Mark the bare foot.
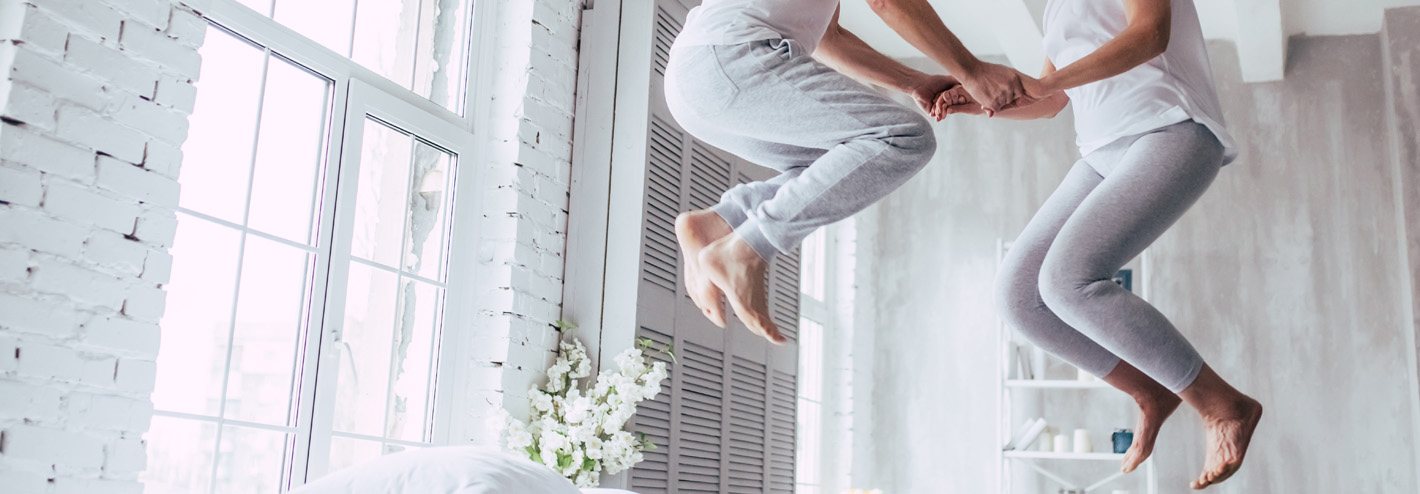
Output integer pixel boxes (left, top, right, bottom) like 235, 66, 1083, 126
1122, 391, 1181, 473
1191, 397, 1263, 489
675, 211, 732, 327
698, 234, 784, 344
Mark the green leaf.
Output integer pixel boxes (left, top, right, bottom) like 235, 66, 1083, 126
525, 446, 539, 463
663, 342, 678, 365
554, 319, 577, 331
582, 457, 599, 472
557, 452, 574, 469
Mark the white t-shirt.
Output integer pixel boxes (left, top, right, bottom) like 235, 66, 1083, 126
675, 0, 840, 55
1043, 0, 1237, 164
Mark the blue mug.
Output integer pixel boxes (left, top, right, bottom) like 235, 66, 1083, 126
1112, 429, 1134, 454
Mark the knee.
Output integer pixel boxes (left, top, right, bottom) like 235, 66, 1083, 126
1037, 255, 1107, 311
885, 113, 937, 170
994, 259, 1043, 327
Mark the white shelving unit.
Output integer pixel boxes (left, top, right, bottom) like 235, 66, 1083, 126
995, 238, 1159, 494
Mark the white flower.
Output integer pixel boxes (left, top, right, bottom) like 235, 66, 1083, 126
498, 337, 671, 487
530, 390, 554, 413
540, 429, 568, 452
505, 421, 533, 450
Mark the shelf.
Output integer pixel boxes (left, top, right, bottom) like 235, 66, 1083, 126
1004, 451, 1125, 461
1005, 379, 1111, 389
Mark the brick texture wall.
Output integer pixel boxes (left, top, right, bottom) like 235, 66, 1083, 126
1, 0, 584, 488
0, 0, 208, 491
462, 0, 583, 444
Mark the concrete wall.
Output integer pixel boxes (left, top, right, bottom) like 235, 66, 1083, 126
0, 0, 208, 491
1382, 13, 1420, 492
851, 10, 1420, 493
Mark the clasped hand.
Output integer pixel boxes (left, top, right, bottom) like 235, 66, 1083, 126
907, 64, 1056, 121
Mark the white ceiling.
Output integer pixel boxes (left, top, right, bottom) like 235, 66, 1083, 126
839, 0, 1420, 61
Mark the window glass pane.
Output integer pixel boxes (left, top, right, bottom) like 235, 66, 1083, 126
405, 142, 453, 281
352, 0, 420, 87
272, 0, 356, 56
154, 215, 242, 416
214, 426, 290, 494
334, 263, 399, 436
411, 0, 471, 111
386, 279, 443, 441
800, 229, 826, 301
179, 29, 265, 223
142, 416, 218, 494
225, 236, 312, 426
351, 120, 414, 268
267, 0, 471, 112
326, 436, 383, 473
247, 56, 331, 246
795, 399, 822, 487
798, 318, 824, 402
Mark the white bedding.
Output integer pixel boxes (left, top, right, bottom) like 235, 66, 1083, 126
290, 446, 581, 494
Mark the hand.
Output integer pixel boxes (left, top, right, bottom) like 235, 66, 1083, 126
904, 74, 961, 116
959, 62, 1025, 115
930, 86, 983, 120
999, 73, 1060, 111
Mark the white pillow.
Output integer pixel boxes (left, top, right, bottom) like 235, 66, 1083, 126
291, 446, 580, 494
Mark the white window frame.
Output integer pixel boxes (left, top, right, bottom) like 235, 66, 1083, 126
150, 0, 503, 489
796, 226, 838, 493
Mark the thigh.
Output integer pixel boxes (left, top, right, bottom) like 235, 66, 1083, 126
686, 121, 826, 173
1001, 161, 1105, 278
1047, 123, 1224, 278
702, 41, 928, 152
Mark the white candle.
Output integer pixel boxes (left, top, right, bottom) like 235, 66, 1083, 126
1053, 434, 1070, 453
1073, 429, 1092, 453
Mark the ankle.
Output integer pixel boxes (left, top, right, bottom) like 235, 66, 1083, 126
1133, 389, 1180, 409
677, 209, 732, 237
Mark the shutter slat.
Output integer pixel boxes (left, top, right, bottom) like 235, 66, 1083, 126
652, 6, 681, 76
631, 327, 675, 493
675, 341, 723, 493
642, 117, 684, 292
767, 372, 797, 492
727, 357, 767, 492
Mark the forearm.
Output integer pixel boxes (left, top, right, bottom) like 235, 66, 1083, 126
1040, 26, 1168, 92
815, 26, 927, 92
993, 93, 1069, 120
868, 0, 981, 76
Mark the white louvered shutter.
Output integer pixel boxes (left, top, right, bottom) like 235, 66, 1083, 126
629, 2, 800, 492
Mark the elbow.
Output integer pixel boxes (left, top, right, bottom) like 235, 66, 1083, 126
1143, 26, 1171, 59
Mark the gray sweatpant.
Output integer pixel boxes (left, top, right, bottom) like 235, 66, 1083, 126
996, 121, 1224, 393
665, 39, 936, 260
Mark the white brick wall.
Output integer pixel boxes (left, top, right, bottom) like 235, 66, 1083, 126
462, 0, 583, 444
0, 0, 206, 491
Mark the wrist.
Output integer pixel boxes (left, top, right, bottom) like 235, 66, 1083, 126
893, 69, 930, 93
955, 57, 984, 81
1039, 74, 1064, 94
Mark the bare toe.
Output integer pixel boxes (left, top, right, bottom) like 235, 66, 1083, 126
1193, 397, 1263, 489
675, 211, 732, 327
1122, 392, 1181, 473
699, 235, 780, 344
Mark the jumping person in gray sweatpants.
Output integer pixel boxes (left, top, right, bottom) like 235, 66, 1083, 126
668, 0, 1030, 344
937, 0, 1264, 489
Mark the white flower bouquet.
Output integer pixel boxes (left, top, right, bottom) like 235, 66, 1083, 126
501, 330, 671, 487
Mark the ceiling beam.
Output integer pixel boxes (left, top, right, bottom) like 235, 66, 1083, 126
1232, 0, 1288, 82
978, 0, 1046, 73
